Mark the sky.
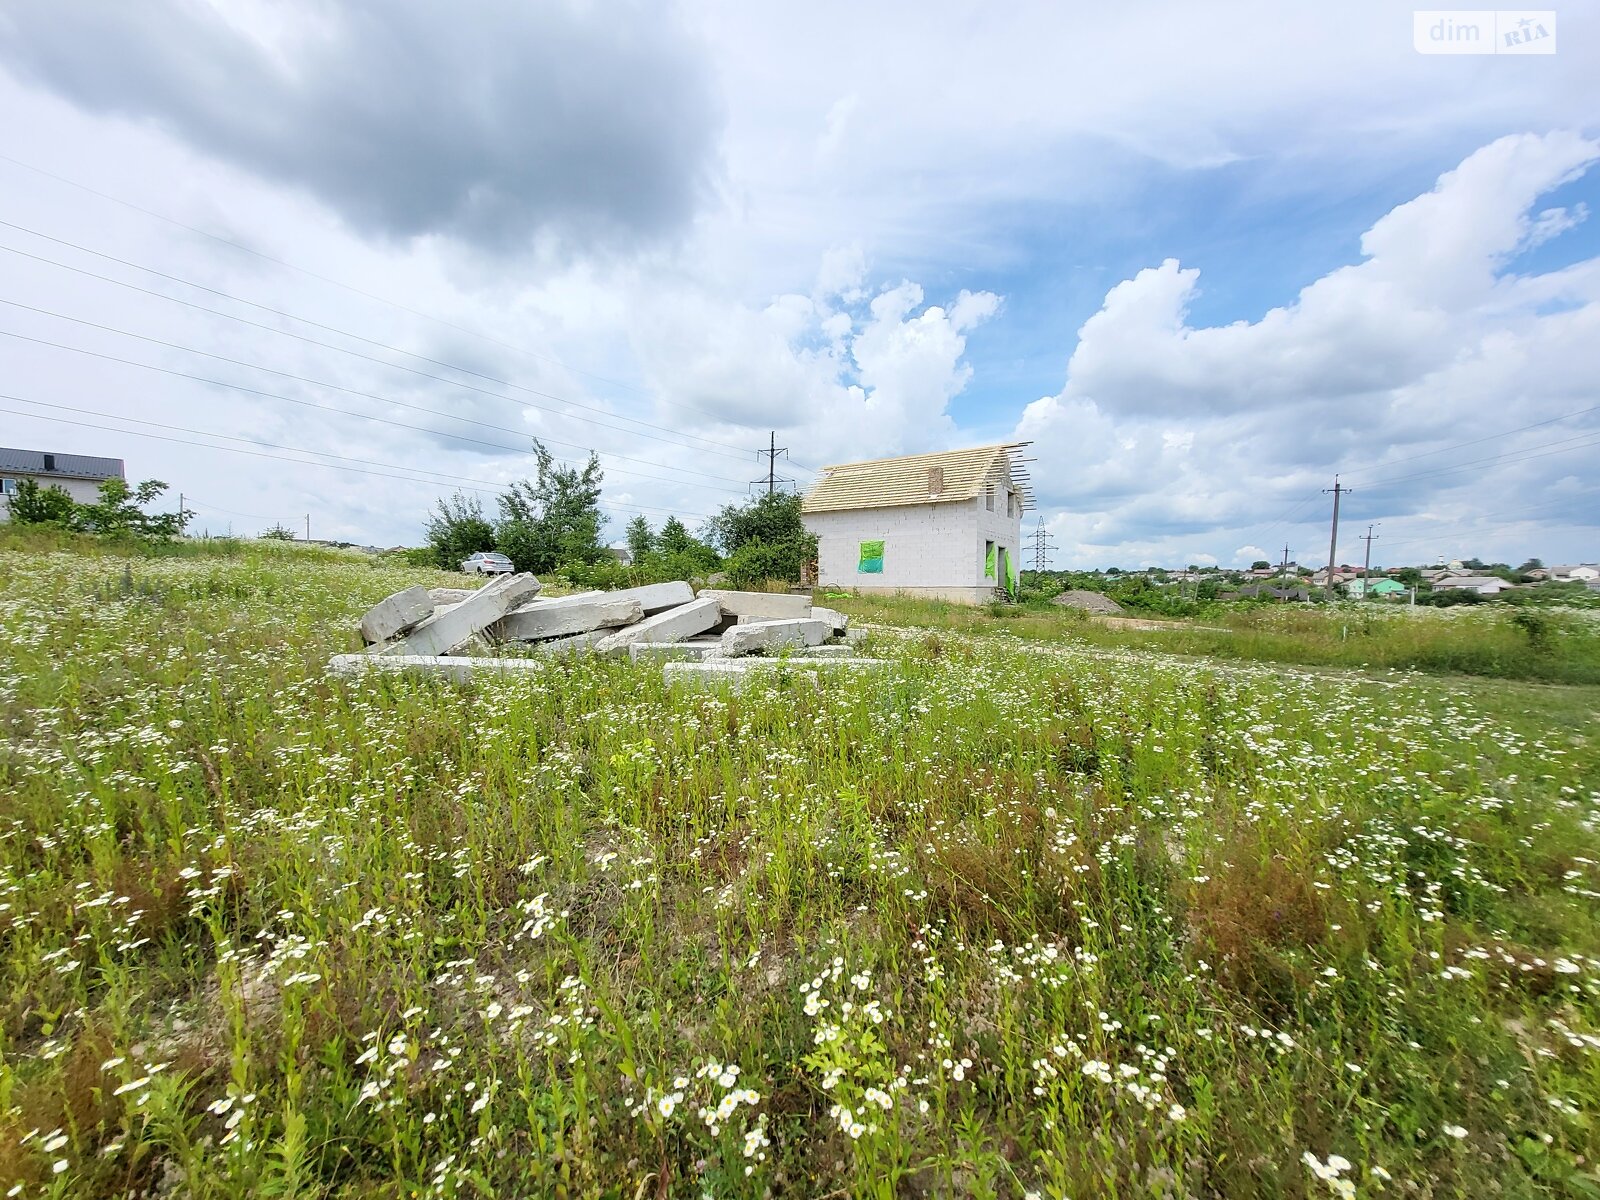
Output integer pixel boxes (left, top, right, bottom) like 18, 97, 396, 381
0, 0, 1596, 569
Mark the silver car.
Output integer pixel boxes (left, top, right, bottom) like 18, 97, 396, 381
460, 551, 515, 575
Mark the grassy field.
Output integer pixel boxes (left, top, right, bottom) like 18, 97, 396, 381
3, 542, 1600, 1198
832, 592, 1600, 686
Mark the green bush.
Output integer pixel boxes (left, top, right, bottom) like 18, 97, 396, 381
723, 535, 814, 589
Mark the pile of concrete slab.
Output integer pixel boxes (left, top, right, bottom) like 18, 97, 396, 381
329, 576, 887, 689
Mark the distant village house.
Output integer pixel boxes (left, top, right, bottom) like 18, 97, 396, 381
0, 447, 125, 521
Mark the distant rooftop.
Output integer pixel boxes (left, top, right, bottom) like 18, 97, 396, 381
0, 447, 125, 481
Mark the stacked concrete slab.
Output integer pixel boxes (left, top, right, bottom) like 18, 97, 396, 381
342, 579, 872, 684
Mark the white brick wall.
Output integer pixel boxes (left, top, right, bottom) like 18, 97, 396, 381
805, 490, 1023, 600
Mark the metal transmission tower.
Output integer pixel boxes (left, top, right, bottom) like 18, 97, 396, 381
752, 430, 793, 495
1029, 518, 1057, 572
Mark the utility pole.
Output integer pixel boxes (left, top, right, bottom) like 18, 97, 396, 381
752, 431, 792, 495
1359, 524, 1380, 599
305, 513, 311, 542
1279, 543, 1291, 601
1322, 476, 1348, 600
1029, 518, 1057, 572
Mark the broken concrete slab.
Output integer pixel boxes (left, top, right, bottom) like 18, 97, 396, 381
720, 617, 832, 657
491, 596, 643, 642
602, 581, 695, 614
700, 589, 812, 620
592, 596, 722, 657
797, 644, 859, 657
810, 606, 849, 634
427, 586, 480, 606
663, 660, 819, 692
842, 627, 867, 646
532, 631, 608, 656
330, 653, 548, 683
360, 585, 435, 644
629, 640, 724, 662
374, 573, 541, 656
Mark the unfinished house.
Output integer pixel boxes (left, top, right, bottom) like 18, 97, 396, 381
801, 444, 1033, 604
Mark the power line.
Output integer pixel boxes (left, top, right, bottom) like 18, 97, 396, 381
1341, 401, 1600, 479
1358, 428, 1600, 490
0, 395, 712, 521
0, 324, 747, 495
0, 152, 771, 436
0, 280, 760, 469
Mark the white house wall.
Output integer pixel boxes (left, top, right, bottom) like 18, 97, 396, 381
805, 495, 1023, 604
0, 474, 108, 520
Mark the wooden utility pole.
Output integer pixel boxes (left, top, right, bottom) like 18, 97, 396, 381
1322, 477, 1348, 600
1280, 543, 1291, 601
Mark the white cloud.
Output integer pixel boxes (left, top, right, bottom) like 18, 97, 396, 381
1018, 132, 1600, 566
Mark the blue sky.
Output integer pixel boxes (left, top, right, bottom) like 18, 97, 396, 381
0, 1, 1596, 567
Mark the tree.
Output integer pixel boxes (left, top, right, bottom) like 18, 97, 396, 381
494, 441, 606, 573
5, 479, 78, 526
659, 516, 694, 556
704, 491, 815, 585
706, 491, 805, 554
259, 524, 297, 541
624, 515, 656, 563
76, 478, 190, 540
424, 492, 495, 569
1250, 559, 1271, 571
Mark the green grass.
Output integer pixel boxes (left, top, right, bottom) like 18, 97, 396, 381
3, 540, 1600, 1197
829, 592, 1600, 685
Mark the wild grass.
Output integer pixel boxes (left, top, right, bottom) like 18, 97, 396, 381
831, 592, 1600, 685
2, 541, 1599, 1197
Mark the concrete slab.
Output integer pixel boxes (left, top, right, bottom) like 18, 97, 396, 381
491, 596, 643, 642
663, 660, 819, 692
628, 641, 724, 662
603, 581, 695, 614
592, 596, 722, 656
374, 573, 541, 656
700, 589, 813, 620
810, 606, 849, 634
360, 586, 435, 644
721, 618, 831, 657
427, 587, 480, 606
330, 654, 548, 683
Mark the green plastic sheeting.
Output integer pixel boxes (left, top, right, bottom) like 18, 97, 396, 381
1009, 550, 1020, 596
984, 543, 995, 578
858, 540, 884, 574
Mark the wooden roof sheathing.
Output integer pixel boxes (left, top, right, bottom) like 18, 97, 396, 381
802, 443, 1033, 514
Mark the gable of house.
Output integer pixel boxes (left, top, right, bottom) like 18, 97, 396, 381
802, 443, 1033, 515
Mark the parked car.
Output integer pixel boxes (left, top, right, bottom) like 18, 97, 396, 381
460, 551, 515, 575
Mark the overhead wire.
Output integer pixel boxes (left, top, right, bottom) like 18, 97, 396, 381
0, 233, 771, 463
0, 322, 747, 495
1, 396, 713, 521
0, 151, 769, 433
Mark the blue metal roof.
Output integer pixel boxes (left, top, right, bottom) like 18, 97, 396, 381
0, 447, 125, 480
